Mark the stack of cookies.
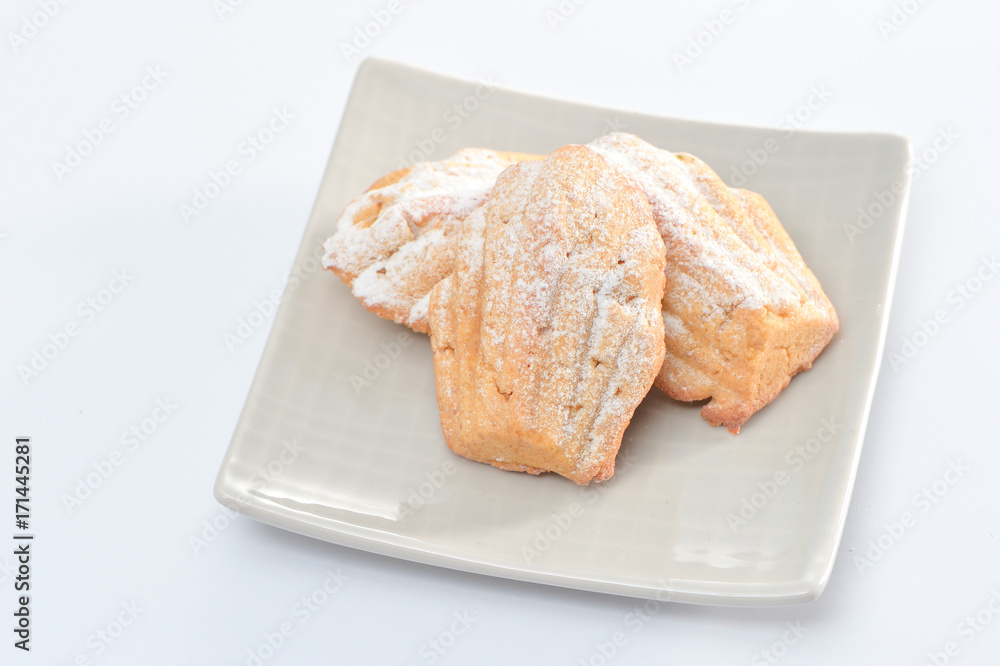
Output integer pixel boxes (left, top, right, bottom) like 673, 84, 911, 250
323, 133, 838, 485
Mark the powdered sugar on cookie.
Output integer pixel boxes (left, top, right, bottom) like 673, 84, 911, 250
323, 148, 538, 333
428, 145, 665, 484
588, 132, 838, 433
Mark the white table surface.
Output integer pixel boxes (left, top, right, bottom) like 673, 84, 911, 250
3, 1, 998, 664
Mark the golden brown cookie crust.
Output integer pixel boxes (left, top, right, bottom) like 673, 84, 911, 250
322, 149, 540, 333
429, 145, 665, 484
589, 133, 838, 433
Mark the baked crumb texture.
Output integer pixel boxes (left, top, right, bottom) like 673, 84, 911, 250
322, 149, 539, 333
589, 133, 839, 433
428, 145, 666, 484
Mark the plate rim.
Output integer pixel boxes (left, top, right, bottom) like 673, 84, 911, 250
214, 55, 912, 607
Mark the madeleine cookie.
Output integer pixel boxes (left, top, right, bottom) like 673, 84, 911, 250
322, 148, 539, 333
589, 133, 838, 433
428, 145, 665, 484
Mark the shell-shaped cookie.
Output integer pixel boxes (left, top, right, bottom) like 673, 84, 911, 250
588, 132, 839, 433
429, 145, 665, 484
322, 148, 537, 333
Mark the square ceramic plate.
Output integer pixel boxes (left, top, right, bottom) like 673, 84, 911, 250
214, 57, 910, 606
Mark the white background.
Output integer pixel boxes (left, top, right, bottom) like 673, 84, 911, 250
2, 1, 999, 664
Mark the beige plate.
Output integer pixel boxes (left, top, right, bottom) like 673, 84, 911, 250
214, 57, 910, 606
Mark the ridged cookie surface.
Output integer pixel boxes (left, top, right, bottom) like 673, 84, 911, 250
322, 148, 537, 333
589, 133, 838, 433
428, 145, 665, 484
